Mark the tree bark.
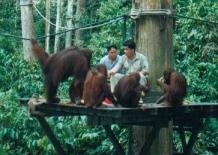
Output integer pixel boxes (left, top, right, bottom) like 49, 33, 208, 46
65, 0, 74, 48
132, 0, 173, 154
45, 0, 50, 53
54, 0, 62, 53
75, 0, 85, 46
20, 0, 35, 60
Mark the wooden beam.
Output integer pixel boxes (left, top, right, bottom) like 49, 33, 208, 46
27, 99, 218, 155
36, 116, 67, 155
20, 0, 35, 60
178, 125, 187, 151
29, 100, 218, 120
139, 124, 161, 155
133, 0, 173, 153
183, 120, 202, 155
103, 125, 125, 155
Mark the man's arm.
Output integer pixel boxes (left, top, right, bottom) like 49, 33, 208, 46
108, 56, 124, 75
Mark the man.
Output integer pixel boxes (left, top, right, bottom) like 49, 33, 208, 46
108, 39, 149, 92
100, 44, 122, 72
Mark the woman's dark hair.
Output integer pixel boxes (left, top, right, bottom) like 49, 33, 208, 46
123, 39, 136, 50
107, 44, 117, 52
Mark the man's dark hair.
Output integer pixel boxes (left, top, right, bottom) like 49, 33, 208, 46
123, 39, 136, 50
107, 44, 117, 52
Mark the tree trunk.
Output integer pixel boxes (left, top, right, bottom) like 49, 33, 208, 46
54, 0, 62, 53
45, 0, 50, 53
132, 0, 173, 154
75, 0, 85, 46
65, 0, 74, 48
20, 0, 35, 60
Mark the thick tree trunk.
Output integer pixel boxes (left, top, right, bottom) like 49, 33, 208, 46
20, 0, 35, 60
132, 0, 173, 154
54, 0, 62, 53
65, 0, 74, 48
45, 0, 50, 53
75, 0, 85, 46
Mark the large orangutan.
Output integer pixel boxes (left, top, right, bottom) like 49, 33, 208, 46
83, 64, 116, 107
114, 73, 147, 108
156, 68, 187, 106
31, 39, 92, 104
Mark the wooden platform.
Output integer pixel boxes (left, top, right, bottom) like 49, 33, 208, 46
27, 93, 218, 155
29, 100, 218, 125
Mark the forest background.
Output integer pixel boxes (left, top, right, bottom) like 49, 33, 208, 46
0, 0, 217, 154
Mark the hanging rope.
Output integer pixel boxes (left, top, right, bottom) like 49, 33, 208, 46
0, 5, 217, 41
129, 8, 218, 25
0, 15, 125, 40
172, 14, 218, 25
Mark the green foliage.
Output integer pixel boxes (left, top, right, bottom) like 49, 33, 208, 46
173, 119, 218, 154
0, 0, 21, 52
0, 90, 41, 154
0, 49, 43, 98
0, 90, 127, 154
0, 0, 217, 154
174, 0, 218, 102
83, 0, 132, 65
172, 0, 218, 153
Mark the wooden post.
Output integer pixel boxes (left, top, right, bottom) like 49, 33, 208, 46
20, 0, 35, 60
122, 16, 127, 44
54, 0, 62, 53
75, 0, 85, 46
132, 0, 173, 154
65, 0, 74, 48
135, 0, 173, 89
45, 0, 50, 53
36, 116, 67, 155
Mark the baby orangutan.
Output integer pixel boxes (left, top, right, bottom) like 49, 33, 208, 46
156, 68, 187, 106
83, 64, 116, 107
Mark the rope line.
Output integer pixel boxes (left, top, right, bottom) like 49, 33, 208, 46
0, 15, 124, 40
33, 4, 57, 27
33, 4, 70, 29
0, 10, 217, 41
0, 32, 31, 40
171, 14, 218, 25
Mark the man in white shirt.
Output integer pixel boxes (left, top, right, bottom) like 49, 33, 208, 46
108, 39, 149, 92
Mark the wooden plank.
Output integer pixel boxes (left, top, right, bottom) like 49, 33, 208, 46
139, 124, 162, 155
20, 0, 35, 60
36, 116, 67, 155
29, 102, 218, 119
103, 125, 125, 155
28, 95, 218, 123
183, 120, 202, 155
178, 125, 187, 152
27, 97, 218, 155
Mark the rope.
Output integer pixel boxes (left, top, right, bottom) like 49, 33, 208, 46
172, 14, 218, 25
0, 6, 217, 41
129, 8, 218, 25
0, 15, 124, 40
37, 16, 124, 39
33, 4, 70, 29
0, 32, 31, 40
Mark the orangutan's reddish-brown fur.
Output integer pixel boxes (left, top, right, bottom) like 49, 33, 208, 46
114, 73, 146, 108
83, 64, 115, 107
31, 39, 92, 103
156, 68, 187, 106
96, 64, 108, 78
